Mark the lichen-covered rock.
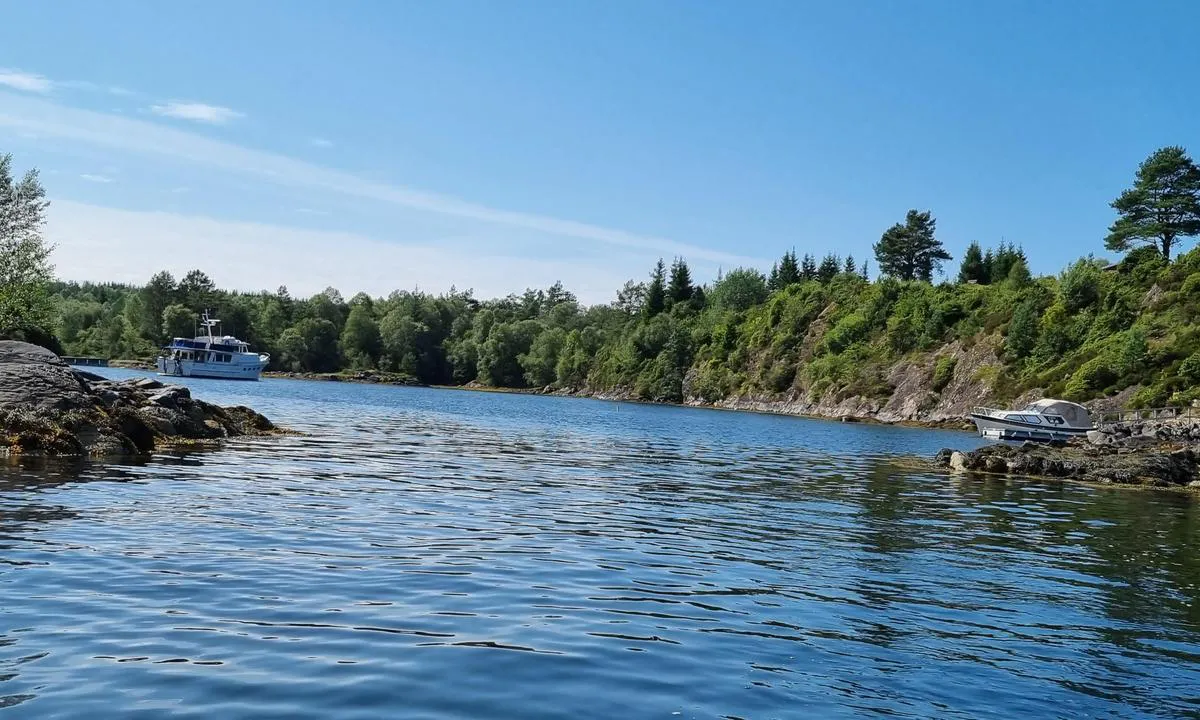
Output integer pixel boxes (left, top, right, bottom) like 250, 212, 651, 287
0, 341, 282, 458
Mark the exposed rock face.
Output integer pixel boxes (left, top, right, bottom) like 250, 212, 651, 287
935, 430, 1200, 488
696, 337, 1004, 427
0, 341, 281, 458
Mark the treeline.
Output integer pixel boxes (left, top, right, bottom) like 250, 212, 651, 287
9, 145, 1200, 409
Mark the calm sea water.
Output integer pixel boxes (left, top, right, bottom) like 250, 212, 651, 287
1, 370, 1198, 719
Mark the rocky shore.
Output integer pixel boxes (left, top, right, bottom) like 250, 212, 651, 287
936, 419, 1200, 488
0, 341, 283, 458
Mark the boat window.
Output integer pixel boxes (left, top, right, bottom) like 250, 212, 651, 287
1023, 415, 1042, 424
1044, 415, 1065, 425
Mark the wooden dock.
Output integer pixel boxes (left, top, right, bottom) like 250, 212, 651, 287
62, 356, 109, 367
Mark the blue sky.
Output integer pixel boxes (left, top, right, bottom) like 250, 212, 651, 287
1, 1, 1197, 302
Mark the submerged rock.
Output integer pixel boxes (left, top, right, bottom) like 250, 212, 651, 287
0, 341, 282, 458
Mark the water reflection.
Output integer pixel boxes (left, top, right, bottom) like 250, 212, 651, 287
0, 372, 1197, 718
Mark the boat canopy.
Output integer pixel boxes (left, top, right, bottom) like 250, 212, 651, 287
1023, 399, 1091, 428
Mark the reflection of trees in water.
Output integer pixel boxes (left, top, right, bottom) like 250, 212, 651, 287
849, 457, 1200, 638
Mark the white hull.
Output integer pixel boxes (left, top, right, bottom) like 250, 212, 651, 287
157, 356, 265, 380
970, 415, 1087, 441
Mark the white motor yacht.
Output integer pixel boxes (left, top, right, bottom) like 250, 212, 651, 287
969, 399, 1095, 441
156, 311, 270, 380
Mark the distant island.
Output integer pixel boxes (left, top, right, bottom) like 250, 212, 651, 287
4, 146, 1200, 425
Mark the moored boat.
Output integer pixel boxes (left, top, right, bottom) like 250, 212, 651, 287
969, 399, 1095, 441
156, 311, 269, 380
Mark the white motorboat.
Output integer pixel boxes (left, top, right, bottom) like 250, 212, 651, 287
969, 399, 1095, 441
156, 311, 269, 380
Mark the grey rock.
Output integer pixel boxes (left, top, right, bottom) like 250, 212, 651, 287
949, 451, 968, 471
0, 341, 90, 411
148, 386, 191, 408
1087, 430, 1113, 446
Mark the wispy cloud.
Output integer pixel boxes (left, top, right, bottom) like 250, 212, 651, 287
0, 68, 52, 93
79, 173, 114, 183
150, 101, 243, 125
295, 207, 330, 216
309, 137, 334, 148
46, 201, 638, 303
0, 92, 763, 273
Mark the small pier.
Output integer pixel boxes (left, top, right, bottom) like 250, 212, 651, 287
62, 356, 109, 368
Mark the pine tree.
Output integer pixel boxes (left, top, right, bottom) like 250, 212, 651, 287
1106, 145, 1200, 260
958, 241, 988, 284
778, 250, 801, 286
860, 259, 869, 281
817, 254, 841, 283
667, 257, 694, 305
767, 262, 780, 292
873, 210, 952, 282
801, 254, 817, 281
644, 259, 666, 318
844, 255, 856, 275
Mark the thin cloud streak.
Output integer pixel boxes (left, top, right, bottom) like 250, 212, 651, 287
0, 92, 760, 267
79, 173, 114, 183
0, 69, 52, 93
46, 200, 635, 304
150, 101, 243, 124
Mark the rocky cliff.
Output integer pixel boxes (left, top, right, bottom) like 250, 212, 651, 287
687, 336, 1008, 427
0, 341, 281, 457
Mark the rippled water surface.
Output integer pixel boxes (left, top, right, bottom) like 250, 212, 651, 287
3, 370, 1199, 718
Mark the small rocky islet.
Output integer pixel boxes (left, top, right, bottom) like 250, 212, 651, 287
936, 419, 1200, 488
0, 340, 282, 458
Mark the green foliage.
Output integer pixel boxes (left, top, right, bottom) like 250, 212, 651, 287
817, 254, 840, 283
958, 242, 988, 284
1006, 299, 1040, 359
1059, 259, 1102, 312
709, 268, 768, 312
520, 326, 565, 387
644, 259, 666, 318
989, 243, 1027, 285
1065, 356, 1118, 400
0, 153, 53, 332
340, 305, 382, 369
873, 210, 952, 282
161, 304, 195, 340
667, 258, 694, 305
279, 318, 340, 372
931, 355, 957, 392
1179, 350, 1200, 384
1106, 145, 1200, 260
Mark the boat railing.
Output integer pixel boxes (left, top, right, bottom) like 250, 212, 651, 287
970, 406, 1006, 418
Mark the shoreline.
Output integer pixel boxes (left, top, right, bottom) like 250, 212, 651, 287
101, 361, 977, 431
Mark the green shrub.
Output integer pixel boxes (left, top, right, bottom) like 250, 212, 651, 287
1179, 350, 1200, 384
931, 355, 957, 392
1065, 355, 1118, 400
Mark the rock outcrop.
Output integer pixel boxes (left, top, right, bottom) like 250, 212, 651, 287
935, 422, 1200, 488
0, 341, 281, 457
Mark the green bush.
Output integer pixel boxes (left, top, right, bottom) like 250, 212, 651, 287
1065, 355, 1118, 400
931, 355, 957, 392
1180, 272, 1200, 297
1179, 350, 1200, 384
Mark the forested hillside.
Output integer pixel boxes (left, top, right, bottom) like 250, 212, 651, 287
7, 145, 1200, 420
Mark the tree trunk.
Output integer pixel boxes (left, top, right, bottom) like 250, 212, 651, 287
1161, 234, 1174, 261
